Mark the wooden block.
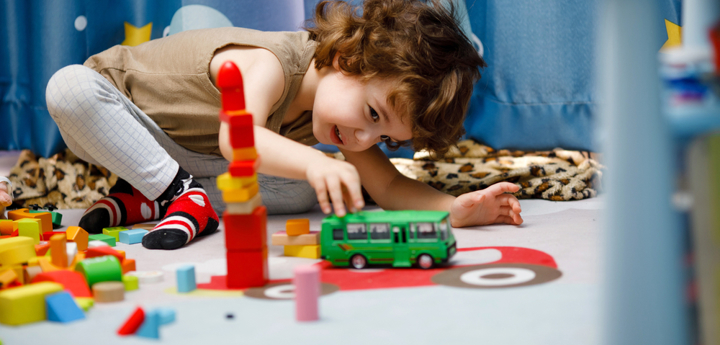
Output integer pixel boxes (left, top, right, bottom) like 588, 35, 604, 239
226, 247, 268, 289
223, 206, 267, 251
131, 224, 156, 231
217, 172, 257, 191
0, 281, 63, 326
271, 231, 320, 246
34, 242, 50, 256
45, 291, 85, 323
32, 270, 92, 298
102, 226, 128, 240
294, 265, 320, 322
0, 268, 18, 287
0, 219, 17, 235
74, 297, 94, 311
42, 230, 65, 241
222, 183, 259, 203
116, 250, 126, 260
0, 237, 36, 267
89, 233, 116, 247
286, 218, 310, 236
176, 265, 196, 293
50, 233, 68, 268
8, 208, 52, 233
121, 258, 136, 274
232, 147, 258, 161
217, 61, 247, 111
228, 160, 256, 177
66, 226, 89, 251
117, 306, 145, 336
85, 246, 123, 262
74, 255, 122, 287
92, 281, 124, 303
136, 309, 160, 339
29, 210, 62, 228
283, 245, 321, 259
23, 265, 43, 283
17, 218, 41, 244
225, 193, 263, 215
119, 229, 148, 244
122, 274, 139, 291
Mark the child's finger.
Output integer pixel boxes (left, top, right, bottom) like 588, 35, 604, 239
340, 172, 364, 209
497, 194, 522, 213
487, 182, 520, 196
314, 182, 332, 214
495, 215, 515, 225
326, 177, 346, 217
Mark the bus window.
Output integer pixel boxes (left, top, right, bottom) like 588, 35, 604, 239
408, 223, 416, 242
347, 223, 368, 241
332, 228, 344, 241
439, 219, 449, 241
369, 223, 390, 240
416, 222, 437, 240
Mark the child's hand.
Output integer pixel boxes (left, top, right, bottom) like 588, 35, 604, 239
306, 156, 365, 217
449, 182, 523, 228
0, 182, 11, 207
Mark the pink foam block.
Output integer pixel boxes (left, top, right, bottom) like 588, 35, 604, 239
294, 265, 320, 322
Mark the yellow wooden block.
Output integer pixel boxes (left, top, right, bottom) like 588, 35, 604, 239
232, 147, 258, 161
102, 227, 128, 241
0, 268, 18, 286
66, 226, 89, 251
283, 245, 320, 259
286, 218, 310, 236
271, 232, 319, 246
0, 281, 63, 325
222, 183, 259, 203
0, 237, 36, 267
8, 208, 52, 234
217, 172, 257, 191
17, 218, 41, 244
74, 297, 94, 311
225, 193, 263, 215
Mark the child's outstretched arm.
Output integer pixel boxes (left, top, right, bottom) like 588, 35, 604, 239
342, 146, 523, 228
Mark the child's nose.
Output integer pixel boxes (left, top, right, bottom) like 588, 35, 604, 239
353, 128, 377, 147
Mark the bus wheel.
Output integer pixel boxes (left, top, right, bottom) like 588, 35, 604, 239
417, 254, 434, 269
350, 254, 367, 269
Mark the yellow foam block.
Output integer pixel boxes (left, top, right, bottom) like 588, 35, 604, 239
102, 227, 128, 241
232, 147, 258, 161
283, 245, 320, 259
17, 218, 41, 244
0, 237, 36, 267
217, 172, 258, 191
271, 232, 319, 246
0, 269, 18, 286
286, 218, 310, 236
74, 297, 94, 311
222, 183, 259, 203
225, 193, 263, 215
0, 281, 63, 326
66, 226, 89, 251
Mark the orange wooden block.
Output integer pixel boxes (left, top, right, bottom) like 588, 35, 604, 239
232, 147, 258, 161
0, 269, 18, 287
286, 219, 310, 236
66, 226, 89, 251
121, 259, 136, 274
50, 233, 68, 268
116, 250, 126, 260
7, 208, 52, 233
222, 183, 259, 203
34, 243, 50, 256
0, 219, 17, 235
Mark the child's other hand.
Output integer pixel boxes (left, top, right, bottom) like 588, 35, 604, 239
306, 156, 364, 217
0, 182, 11, 207
449, 182, 523, 228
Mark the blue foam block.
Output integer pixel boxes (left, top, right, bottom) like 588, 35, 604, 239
118, 229, 148, 245
157, 307, 176, 325
176, 265, 196, 293
136, 310, 160, 339
46, 291, 85, 323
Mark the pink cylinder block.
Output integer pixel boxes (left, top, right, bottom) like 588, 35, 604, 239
294, 265, 320, 322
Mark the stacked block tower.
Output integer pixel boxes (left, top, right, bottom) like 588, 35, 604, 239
215, 61, 268, 289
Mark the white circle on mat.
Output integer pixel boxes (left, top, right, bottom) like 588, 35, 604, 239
127, 271, 164, 284
264, 284, 295, 299
189, 194, 205, 207
74, 16, 87, 31
459, 267, 536, 286
141, 203, 152, 220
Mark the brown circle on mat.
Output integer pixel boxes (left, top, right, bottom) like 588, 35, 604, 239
93, 281, 125, 302
244, 282, 340, 300
431, 263, 562, 289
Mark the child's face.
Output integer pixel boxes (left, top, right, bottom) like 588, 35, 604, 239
312, 70, 413, 152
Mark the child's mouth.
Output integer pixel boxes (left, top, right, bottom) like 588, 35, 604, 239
332, 125, 344, 145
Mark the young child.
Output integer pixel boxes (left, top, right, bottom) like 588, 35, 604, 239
0, 177, 11, 219
45, 0, 523, 250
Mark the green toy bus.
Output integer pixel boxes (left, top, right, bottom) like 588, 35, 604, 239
320, 210, 457, 269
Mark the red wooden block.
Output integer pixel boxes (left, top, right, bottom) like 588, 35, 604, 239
85, 246, 124, 262
226, 247, 268, 289
228, 160, 255, 177
42, 231, 66, 241
223, 206, 266, 251
217, 61, 246, 112
219, 111, 252, 126
228, 125, 255, 149
31, 270, 92, 298
117, 307, 145, 336
11, 229, 18, 237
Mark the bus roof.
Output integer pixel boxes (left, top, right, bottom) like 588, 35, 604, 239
322, 210, 450, 224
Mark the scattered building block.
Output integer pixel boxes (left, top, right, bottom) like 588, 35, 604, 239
223, 206, 267, 251
7, 266, 24, 284
271, 231, 320, 246
283, 245, 321, 259
34, 242, 50, 256
217, 59, 247, 111
228, 160, 255, 177
29, 210, 62, 229
92, 281, 125, 303
157, 308, 176, 325
115, 250, 126, 260
32, 270, 92, 298
74, 255, 122, 287
232, 146, 258, 161
46, 291, 85, 323
125, 271, 163, 284
131, 223, 156, 230
0, 219, 17, 236
121, 258, 136, 274
85, 246, 123, 262
74, 297, 94, 311
88, 233, 116, 247
37, 257, 61, 273
0, 237, 36, 267
221, 183, 259, 203
102, 226, 128, 241
0, 269, 18, 288
66, 242, 78, 267
119, 229, 148, 244
17, 218, 41, 244
117, 307, 145, 336
50, 233, 68, 267
66, 226, 89, 251
224, 192, 263, 215
122, 274, 139, 291
286, 219, 310, 236
23, 265, 42, 283
294, 265, 320, 322
88, 240, 110, 249
176, 265, 196, 293
42, 231, 65, 241
217, 172, 257, 190
136, 309, 160, 339
226, 247, 268, 289
8, 208, 52, 233
0, 281, 63, 326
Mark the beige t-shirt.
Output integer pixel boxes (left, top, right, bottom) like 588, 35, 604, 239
84, 27, 319, 157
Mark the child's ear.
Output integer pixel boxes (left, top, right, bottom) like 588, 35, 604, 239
332, 52, 342, 71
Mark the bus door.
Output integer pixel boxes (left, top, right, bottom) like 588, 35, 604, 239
392, 225, 411, 267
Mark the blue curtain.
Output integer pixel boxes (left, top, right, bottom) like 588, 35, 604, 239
1, 0, 683, 157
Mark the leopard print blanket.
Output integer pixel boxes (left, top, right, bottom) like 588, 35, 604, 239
6, 140, 602, 209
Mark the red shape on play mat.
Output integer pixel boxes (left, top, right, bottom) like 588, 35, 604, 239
117, 306, 145, 336
31, 270, 92, 297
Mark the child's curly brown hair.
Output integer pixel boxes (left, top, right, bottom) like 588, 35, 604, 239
306, 0, 487, 156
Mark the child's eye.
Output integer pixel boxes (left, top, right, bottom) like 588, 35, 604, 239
370, 107, 380, 122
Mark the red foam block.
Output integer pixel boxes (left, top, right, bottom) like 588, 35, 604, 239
85, 246, 124, 262
31, 270, 92, 298
117, 306, 145, 336
228, 160, 255, 177
226, 247, 268, 289
223, 206, 266, 251
217, 61, 246, 111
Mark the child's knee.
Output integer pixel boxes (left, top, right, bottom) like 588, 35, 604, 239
46, 65, 103, 123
